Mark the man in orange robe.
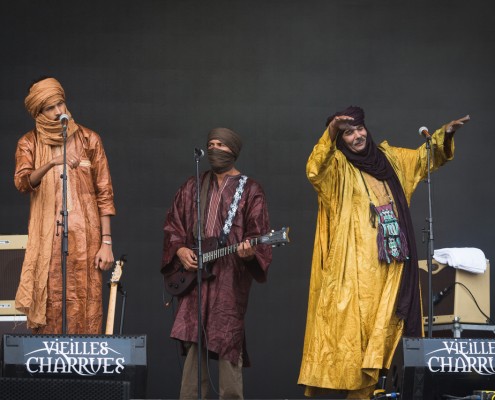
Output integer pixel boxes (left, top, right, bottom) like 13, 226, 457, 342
14, 77, 116, 334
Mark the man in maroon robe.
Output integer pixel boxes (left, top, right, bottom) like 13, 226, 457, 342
161, 127, 272, 399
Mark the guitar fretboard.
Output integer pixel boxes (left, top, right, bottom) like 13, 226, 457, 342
203, 237, 259, 263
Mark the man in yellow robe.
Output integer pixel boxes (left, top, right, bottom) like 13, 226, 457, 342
298, 106, 469, 398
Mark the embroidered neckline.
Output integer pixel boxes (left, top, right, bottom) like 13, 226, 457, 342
358, 170, 409, 264
359, 170, 392, 205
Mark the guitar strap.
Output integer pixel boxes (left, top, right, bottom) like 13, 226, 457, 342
218, 175, 248, 246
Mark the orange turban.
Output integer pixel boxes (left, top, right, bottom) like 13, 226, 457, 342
24, 78, 66, 118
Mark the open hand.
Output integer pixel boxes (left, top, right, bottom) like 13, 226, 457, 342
446, 115, 470, 133
328, 115, 355, 139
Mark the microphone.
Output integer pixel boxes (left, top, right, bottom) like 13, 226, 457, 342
59, 114, 69, 127
194, 148, 205, 158
418, 126, 431, 138
432, 285, 454, 306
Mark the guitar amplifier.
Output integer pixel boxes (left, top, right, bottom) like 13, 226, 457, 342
387, 337, 495, 399
0, 235, 28, 316
419, 259, 491, 325
1, 334, 147, 399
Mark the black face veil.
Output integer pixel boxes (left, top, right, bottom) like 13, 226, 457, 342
207, 127, 243, 174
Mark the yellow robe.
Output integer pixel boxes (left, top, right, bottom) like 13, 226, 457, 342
298, 126, 454, 394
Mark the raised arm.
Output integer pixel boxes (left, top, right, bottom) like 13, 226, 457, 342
443, 114, 470, 158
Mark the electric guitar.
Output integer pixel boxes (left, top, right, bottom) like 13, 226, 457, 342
163, 227, 289, 297
105, 256, 125, 335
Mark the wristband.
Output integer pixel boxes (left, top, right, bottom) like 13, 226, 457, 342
102, 240, 112, 245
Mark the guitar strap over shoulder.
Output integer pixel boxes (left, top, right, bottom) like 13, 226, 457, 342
218, 175, 248, 246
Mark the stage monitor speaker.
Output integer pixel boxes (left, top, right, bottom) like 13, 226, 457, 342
419, 259, 491, 324
387, 337, 495, 400
1, 334, 147, 399
0, 376, 130, 400
0, 235, 27, 316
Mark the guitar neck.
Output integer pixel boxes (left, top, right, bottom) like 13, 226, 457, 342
203, 237, 259, 263
105, 284, 118, 335
105, 258, 125, 335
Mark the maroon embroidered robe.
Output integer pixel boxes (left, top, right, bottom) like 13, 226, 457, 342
161, 172, 272, 365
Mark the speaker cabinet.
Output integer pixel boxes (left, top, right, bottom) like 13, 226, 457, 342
1, 334, 147, 399
387, 337, 495, 400
419, 259, 491, 324
0, 235, 27, 316
0, 376, 130, 400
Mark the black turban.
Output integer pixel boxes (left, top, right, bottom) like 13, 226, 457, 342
326, 105, 365, 128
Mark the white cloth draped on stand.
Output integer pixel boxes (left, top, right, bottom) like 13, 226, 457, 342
433, 247, 487, 274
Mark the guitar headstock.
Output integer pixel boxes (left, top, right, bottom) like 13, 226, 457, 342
260, 227, 290, 247
110, 255, 126, 284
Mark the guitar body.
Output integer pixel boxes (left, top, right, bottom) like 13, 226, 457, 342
163, 237, 218, 297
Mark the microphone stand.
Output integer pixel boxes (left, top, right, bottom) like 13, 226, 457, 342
422, 134, 435, 338
57, 120, 69, 334
118, 285, 127, 335
194, 149, 205, 399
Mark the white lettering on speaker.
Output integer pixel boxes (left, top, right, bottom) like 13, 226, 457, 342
23, 338, 126, 376
426, 340, 495, 375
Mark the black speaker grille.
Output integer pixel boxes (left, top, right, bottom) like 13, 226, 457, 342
0, 377, 130, 400
0, 249, 25, 300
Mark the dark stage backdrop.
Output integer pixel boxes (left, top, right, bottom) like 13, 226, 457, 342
1, 1, 494, 398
